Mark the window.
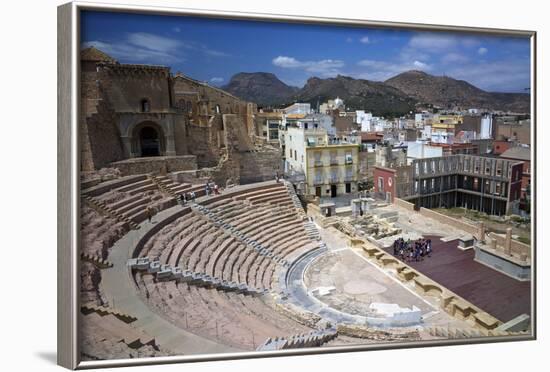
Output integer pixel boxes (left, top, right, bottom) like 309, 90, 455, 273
378, 177, 384, 193
176, 99, 186, 113
345, 152, 353, 164
485, 161, 491, 175
473, 177, 479, 190
140, 98, 150, 113
345, 167, 353, 181
314, 169, 323, 185
314, 152, 322, 166
294, 150, 297, 161
330, 151, 337, 165
330, 169, 339, 184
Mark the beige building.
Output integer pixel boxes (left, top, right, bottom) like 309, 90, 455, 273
255, 111, 283, 144
284, 126, 359, 197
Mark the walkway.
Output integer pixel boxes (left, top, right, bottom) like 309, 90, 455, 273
383, 235, 531, 322
101, 204, 243, 355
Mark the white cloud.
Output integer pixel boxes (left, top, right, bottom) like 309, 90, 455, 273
413, 60, 429, 68
127, 32, 183, 53
172, 26, 181, 33
272, 55, 344, 77
478, 47, 488, 55
82, 32, 229, 65
441, 52, 469, 64
345, 37, 353, 43
408, 33, 480, 52
359, 36, 370, 44
82, 40, 182, 64
210, 77, 224, 84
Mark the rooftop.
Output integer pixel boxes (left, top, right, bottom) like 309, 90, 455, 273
500, 146, 531, 161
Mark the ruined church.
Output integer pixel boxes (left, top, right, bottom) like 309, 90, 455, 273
79, 46, 281, 184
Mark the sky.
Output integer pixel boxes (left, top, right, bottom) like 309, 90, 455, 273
81, 11, 531, 93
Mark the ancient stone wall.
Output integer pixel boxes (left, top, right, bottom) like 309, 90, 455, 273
488, 232, 531, 258
110, 155, 197, 176
238, 150, 282, 184
187, 123, 221, 167
172, 115, 189, 155
80, 66, 125, 171
100, 64, 172, 112
394, 198, 415, 211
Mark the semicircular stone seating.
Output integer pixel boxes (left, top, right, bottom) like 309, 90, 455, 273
132, 181, 324, 350
79, 174, 209, 357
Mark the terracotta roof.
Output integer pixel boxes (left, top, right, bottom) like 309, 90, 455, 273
81, 46, 117, 63
500, 146, 531, 161
360, 132, 384, 141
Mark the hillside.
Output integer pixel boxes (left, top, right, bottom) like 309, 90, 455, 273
385, 70, 530, 113
223, 70, 530, 114
222, 72, 298, 106
294, 75, 416, 116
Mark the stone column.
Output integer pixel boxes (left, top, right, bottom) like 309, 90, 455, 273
491, 238, 497, 251
351, 199, 360, 217
120, 136, 134, 158
165, 135, 177, 156
505, 227, 512, 256
478, 222, 486, 243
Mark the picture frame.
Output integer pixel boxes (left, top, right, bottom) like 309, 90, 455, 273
57, 1, 536, 369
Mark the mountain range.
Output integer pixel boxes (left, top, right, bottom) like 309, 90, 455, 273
222, 70, 530, 115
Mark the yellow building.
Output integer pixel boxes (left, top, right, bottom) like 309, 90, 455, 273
284, 126, 359, 197
431, 114, 463, 132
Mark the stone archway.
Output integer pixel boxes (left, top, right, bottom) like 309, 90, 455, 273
131, 121, 166, 157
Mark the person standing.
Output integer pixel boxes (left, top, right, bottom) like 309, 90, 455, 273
146, 206, 153, 223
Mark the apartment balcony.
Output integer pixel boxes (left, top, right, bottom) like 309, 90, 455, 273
344, 175, 355, 182
329, 177, 339, 184
330, 159, 339, 166
313, 178, 324, 185
313, 160, 324, 167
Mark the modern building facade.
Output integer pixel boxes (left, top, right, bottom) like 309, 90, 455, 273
374, 154, 523, 215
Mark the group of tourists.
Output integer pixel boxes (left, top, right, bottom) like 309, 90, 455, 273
175, 180, 221, 206
204, 181, 219, 196
392, 237, 433, 262
177, 191, 196, 206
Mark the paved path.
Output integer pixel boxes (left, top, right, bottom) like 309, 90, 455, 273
101, 205, 243, 355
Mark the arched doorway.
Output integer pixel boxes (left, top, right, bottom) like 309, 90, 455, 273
130, 121, 166, 157
139, 126, 160, 156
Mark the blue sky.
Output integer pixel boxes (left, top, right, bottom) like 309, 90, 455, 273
81, 11, 531, 93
